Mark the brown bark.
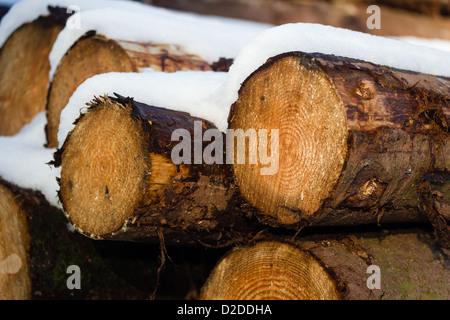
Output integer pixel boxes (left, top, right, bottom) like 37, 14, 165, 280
0, 7, 69, 136
228, 51, 450, 247
52, 94, 262, 244
45, 32, 215, 148
201, 228, 450, 300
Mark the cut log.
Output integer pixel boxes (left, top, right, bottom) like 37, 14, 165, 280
0, 7, 69, 136
45, 32, 214, 148
228, 51, 450, 247
0, 183, 31, 300
52, 95, 261, 243
200, 240, 341, 300
200, 229, 450, 300
0, 178, 179, 299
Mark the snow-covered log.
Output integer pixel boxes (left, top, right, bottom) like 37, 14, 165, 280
0, 6, 68, 136
0, 181, 31, 299
45, 35, 214, 148
39, 1, 269, 148
52, 94, 263, 243
228, 51, 450, 247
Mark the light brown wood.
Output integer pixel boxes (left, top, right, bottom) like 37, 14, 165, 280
201, 229, 450, 300
0, 184, 31, 300
228, 51, 450, 247
200, 240, 342, 300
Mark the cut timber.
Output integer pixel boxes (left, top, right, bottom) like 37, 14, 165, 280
200, 241, 341, 300
0, 179, 172, 299
0, 183, 30, 300
201, 229, 450, 300
0, 8, 68, 136
228, 51, 450, 247
45, 33, 213, 148
53, 95, 261, 243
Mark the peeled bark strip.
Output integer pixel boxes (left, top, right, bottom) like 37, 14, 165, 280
228, 51, 450, 246
45, 33, 213, 148
53, 95, 260, 244
0, 7, 68, 136
201, 229, 450, 300
0, 183, 30, 300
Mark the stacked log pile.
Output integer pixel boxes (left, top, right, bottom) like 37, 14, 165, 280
0, 1, 449, 300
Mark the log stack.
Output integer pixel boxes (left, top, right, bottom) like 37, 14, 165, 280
1, 1, 449, 301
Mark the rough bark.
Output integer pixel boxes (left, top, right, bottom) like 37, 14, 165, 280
0, 7, 69, 136
52, 94, 262, 244
201, 228, 450, 300
228, 51, 450, 247
45, 32, 215, 148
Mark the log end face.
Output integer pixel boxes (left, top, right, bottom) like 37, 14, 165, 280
46, 35, 135, 148
200, 241, 342, 300
0, 185, 31, 300
0, 18, 62, 136
59, 97, 149, 237
229, 53, 348, 226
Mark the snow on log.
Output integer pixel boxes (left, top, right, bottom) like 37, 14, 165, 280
0, 6, 68, 136
45, 34, 213, 148
200, 229, 450, 300
52, 95, 263, 243
228, 51, 450, 247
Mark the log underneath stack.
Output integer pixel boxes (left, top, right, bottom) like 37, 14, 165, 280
0, 183, 30, 300
53, 95, 261, 244
45, 33, 214, 148
0, 8, 68, 136
228, 51, 450, 247
201, 229, 450, 300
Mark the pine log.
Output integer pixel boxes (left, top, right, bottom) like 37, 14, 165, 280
45, 32, 215, 148
0, 7, 69, 136
0, 183, 31, 300
228, 51, 450, 247
52, 95, 261, 243
0, 178, 183, 299
200, 229, 450, 300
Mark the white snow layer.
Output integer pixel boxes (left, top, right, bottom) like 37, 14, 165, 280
0, 0, 271, 80
57, 24, 450, 144
397, 36, 450, 53
48, 4, 271, 80
0, 113, 61, 208
58, 70, 229, 148
1, 1, 450, 207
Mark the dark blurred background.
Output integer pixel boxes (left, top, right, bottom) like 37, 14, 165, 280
139, 0, 450, 40
1, 0, 449, 39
